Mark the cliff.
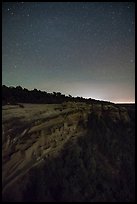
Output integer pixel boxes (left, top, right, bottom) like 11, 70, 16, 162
2, 102, 135, 202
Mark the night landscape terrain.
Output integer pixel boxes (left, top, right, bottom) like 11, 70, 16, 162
2, 2, 135, 202
2, 86, 135, 202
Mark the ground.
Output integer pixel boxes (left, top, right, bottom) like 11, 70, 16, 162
2, 102, 135, 202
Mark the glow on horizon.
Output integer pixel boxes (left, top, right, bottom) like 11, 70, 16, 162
113, 101, 135, 104
81, 97, 135, 104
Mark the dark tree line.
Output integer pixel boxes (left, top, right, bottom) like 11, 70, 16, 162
2, 85, 113, 105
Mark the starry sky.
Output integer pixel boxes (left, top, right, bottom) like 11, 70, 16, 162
2, 2, 135, 103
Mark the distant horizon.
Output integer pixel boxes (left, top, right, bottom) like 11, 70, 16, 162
2, 84, 135, 104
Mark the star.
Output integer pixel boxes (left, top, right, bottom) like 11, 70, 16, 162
128, 29, 131, 33
130, 59, 134, 63
94, 33, 97, 36
27, 14, 30, 17
54, 17, 58, 21
38, 39, 41, 42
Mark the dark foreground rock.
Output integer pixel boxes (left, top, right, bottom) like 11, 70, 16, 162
2, 103, 135, 202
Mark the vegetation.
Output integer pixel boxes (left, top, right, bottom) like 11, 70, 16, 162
2, 85, 113, 105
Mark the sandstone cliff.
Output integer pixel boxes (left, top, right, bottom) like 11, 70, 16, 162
2, 102, 135, 202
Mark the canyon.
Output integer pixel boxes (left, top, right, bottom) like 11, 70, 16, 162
2, 102, 135, 202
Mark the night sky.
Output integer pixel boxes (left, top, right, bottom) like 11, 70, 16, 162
2, 2, 135, 103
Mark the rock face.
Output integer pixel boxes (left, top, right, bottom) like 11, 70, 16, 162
2, 102, 135, 202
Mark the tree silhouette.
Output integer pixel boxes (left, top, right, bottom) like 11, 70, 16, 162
2, 85, 114, 105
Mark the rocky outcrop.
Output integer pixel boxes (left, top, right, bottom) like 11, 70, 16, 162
2, 102, 135, 202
